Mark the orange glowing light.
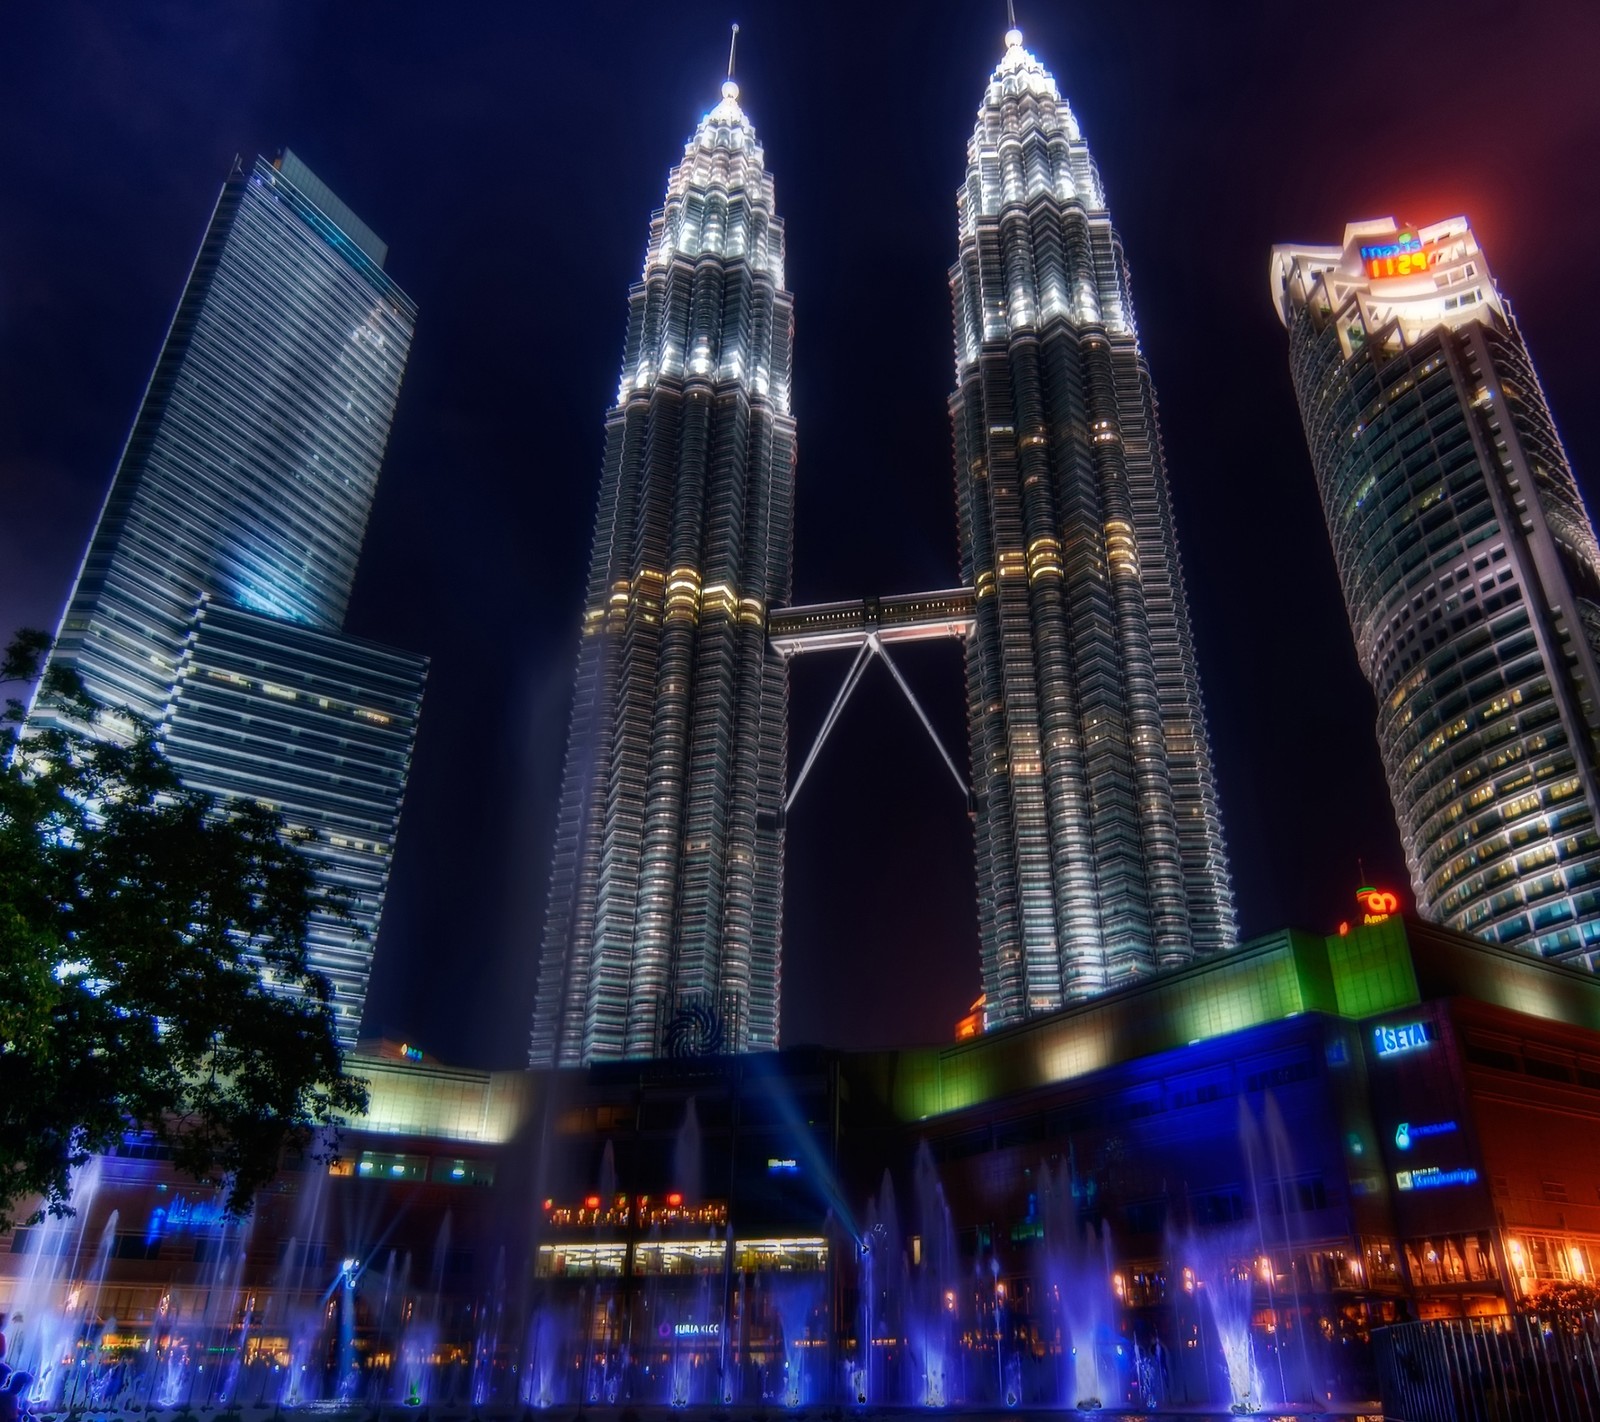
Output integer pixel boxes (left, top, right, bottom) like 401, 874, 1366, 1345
1360, 234, 1439, 281
583, 1195, 601, 1210
542, 1198, 554, 1211
667, 1192, 683, 1208
954, 992, 986, 1041
1364, 251, 1432, 280
1356, 885, 1400, 926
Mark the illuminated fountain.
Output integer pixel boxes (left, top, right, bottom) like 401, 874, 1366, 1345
4, 1160, 118, 1412
855, 1171, 900, 1404
1240, 1094, 1319, 1408
0, 1071, 1382, 1417
1039, 1158, 1125, 1409
1177, 1228, 1268, 1413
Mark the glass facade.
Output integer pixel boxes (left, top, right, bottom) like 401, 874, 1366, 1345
159, 601, 425, 1045
34, 150, 424, 1039
951, 29, 1236, 1026
44, 152, 414, 732
530, 79, 795, 1064
1273, 218, 1600, 966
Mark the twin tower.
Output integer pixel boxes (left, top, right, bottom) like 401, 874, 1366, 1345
529, 28, 1236, 1065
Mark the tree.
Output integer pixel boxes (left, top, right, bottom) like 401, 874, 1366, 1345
1530, 1278, 1600, 1334
0, 630, 368, 1229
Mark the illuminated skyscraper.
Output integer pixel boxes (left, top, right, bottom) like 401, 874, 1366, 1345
37, 151, 426, 1043
530, 70, 795, 1065
951, 28, 1236, 1025
1273, 217, 1600, 965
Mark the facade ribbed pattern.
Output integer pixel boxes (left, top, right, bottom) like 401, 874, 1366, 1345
1274, 218, 1600, 965
530, 83, 795, 1066
951, 33, 1236, 1027
44, 154, 413, 732
35, 150, 424, 1034
160, 602, 427, 1046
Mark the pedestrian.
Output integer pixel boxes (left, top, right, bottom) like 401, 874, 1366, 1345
0, 1369, 35, 1422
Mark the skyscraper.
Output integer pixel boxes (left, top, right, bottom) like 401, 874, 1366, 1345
37, 151, 426, 1044
951, 27, 1236, 1026
530, 70, 795, 1065
1273, 217, 1600, 965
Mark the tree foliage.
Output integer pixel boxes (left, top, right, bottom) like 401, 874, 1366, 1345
0, 631, 368, 1229
1530, 1279, 1600, 1333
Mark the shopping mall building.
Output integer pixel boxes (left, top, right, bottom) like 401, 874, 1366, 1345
6, 915, 1600, 1409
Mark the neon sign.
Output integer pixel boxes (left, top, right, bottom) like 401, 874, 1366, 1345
673, 1321, 721, 1338
767, 1157, 800, 1174
1360, 234, 1435, 281
1358, 886, 1398, 924
1394, 1120, 1457, 1151
1339, 885, 1401, 935
1396, 1166, 1478, 1192
1373, 1021, 1431, 1057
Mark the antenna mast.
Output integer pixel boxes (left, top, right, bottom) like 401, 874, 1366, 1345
728, 22, 740, 79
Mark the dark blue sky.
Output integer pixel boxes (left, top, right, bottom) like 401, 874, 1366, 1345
3, 0, 1597, 1067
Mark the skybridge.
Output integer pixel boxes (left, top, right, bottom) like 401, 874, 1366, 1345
767, 588, 976, 811
767, 587, 975, 656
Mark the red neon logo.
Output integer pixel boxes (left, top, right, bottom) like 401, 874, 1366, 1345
1358, 887, 1399, 915
1354, 886, 1401, 928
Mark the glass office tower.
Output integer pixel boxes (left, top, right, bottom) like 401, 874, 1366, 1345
1273, 217, 1600, 966
529, 75, 795, 1065
951, 28, 1236, 1027
160, 602, 425, 1038
37, 151, 426, 1043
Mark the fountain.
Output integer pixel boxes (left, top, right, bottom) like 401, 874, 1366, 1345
1176, 1224, 1267, 1411
4, 1159, 117, 1412
0, 1064, 1384, 1418
1039, 1158, 1124, 1409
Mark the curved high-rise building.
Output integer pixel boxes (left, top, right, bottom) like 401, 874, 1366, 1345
1273, 217, 1600, 964
530, 73, 795, 1065
951, 28, 1235, 1026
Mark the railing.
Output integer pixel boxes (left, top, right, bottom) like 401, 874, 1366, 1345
1374, 1313, 1600, 1421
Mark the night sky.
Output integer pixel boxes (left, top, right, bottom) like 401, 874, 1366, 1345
3, 1, 1597, 1068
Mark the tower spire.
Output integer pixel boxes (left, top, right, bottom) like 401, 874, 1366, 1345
722, 22, 741, 101
1004, 2, 1022, 48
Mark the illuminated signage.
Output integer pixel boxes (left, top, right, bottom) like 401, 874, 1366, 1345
1396, 1166, 1478, 1192
146, 1194, 229, 1241
673, 1322, 721, 1338
1360, 235, 1435, 281
1339, 885, 1401, 935
1373, 1021, 1431, 1057
1358, 886, 1398, 924
1394, 1120, 1457, 1151
767, 1158, 800, 1174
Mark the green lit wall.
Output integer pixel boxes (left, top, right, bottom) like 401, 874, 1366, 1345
350, 918, 1600, 1139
